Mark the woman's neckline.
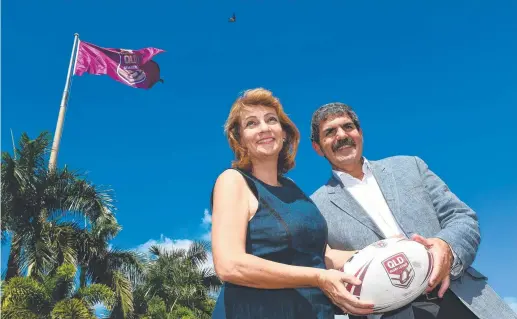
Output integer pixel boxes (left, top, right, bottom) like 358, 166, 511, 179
245, 170, 285, 188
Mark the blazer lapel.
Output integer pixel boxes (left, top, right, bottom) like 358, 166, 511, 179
326, 175, 384, 238
369, 162, 411, 237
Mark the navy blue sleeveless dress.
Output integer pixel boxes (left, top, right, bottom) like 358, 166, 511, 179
211, 169, 334, 319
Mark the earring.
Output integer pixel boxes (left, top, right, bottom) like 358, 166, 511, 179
282, 138, 286, 143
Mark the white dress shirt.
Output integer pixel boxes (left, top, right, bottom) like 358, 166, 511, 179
333, 159, 404, 238
333, 159, 401, 319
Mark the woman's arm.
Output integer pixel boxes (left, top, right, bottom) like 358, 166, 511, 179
212, 169, 322, 289
325, 245, 357, 270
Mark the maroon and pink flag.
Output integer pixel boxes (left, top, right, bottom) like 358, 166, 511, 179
73, 41, 165, 89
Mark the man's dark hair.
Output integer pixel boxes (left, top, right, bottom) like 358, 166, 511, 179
310, 102, 361, 143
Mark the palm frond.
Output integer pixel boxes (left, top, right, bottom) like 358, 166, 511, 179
1, 306, 42, 319
4, 234, 23, 280
44, 169, 115, 226
51, 298, 94, 319
84, 248, 145, 290
20, 231, 57, 280
110, 271, 134, 319
91, 214, 120, 241
50, 264, 77, 302
1, 276, 52, 316
200, 267, 222, 292
148, 245, 162, 259
44, 222, 82, 269
16, 132, 50, 175
76, 283, 116, 311
61, 177, 116, 222
186, 241, 210, 268
106, 249, 146, 287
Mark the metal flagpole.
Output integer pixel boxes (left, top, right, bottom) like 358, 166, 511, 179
49, 33, 80, 171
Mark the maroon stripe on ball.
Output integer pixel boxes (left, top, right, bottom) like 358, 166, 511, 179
346, 263, 367, 292
352, 259, 373, 297
422, 251, 434, 285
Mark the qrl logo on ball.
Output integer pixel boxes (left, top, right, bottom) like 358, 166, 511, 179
382, 253, 415, 289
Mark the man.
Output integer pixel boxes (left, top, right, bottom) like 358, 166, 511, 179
309, 102, 517, 319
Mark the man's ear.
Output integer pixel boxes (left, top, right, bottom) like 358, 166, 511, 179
312, 141, 324, 157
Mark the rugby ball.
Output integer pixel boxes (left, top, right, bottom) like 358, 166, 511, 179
341, 238, 433, 313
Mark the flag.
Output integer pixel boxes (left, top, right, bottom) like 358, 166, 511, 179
73, 40, 165, 89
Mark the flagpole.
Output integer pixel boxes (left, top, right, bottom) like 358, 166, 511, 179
49, 33, 80, 171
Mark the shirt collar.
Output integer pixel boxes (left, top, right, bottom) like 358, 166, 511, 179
332, 157, 371, 185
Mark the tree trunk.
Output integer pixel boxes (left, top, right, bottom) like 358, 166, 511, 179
80, 265, 87, 287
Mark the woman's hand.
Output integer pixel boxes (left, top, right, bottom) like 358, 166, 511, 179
316, 269, 374, 315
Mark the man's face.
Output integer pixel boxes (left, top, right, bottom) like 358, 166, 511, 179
312, 114, 363, 169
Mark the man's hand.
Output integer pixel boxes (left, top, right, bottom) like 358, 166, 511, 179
411, 234, 453, 298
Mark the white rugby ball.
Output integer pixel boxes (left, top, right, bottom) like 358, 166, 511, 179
341, 238, 433, 313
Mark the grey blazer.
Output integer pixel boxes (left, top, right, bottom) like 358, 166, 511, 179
310, 156, 517, 319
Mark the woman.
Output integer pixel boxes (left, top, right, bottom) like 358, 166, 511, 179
211, 88, 374, 319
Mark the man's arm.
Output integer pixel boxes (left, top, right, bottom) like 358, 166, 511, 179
415, 156, 480, 272
325, 245, 357, 270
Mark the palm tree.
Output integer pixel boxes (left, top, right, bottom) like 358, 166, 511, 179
77, 214, 146, 319
1, 263, 115, 319
134, 241, 221, 318
138, 295, 203, 319
1, 132, 115, 281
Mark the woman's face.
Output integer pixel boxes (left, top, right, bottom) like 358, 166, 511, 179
238, 105, 286, 162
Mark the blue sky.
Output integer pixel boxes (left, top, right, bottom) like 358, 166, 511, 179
2, 0, 516, 311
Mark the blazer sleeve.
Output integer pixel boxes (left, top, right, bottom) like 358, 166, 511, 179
414, 156, 480, 271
